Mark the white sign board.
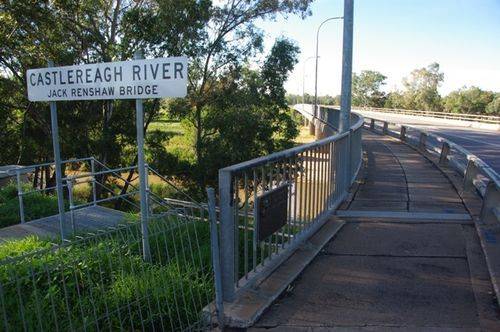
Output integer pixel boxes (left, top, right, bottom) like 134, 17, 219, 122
27, 57, 187, 101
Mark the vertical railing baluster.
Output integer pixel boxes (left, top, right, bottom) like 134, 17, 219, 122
293, 154, 299, 236
260, 166, 266, 266
252, 169, 258, 271
304, 150, 312, 227
314, 147, 320, 219
243, 172, 249, 279
233, 175, 239, 286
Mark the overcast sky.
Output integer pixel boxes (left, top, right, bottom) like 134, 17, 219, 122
257, 0, 500, 97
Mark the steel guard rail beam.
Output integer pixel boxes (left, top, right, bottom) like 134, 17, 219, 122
217, 105, 363, 303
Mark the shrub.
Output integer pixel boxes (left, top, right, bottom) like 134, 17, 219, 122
0, 189, 62, 228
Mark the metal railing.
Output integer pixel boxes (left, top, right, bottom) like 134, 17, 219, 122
5, 157, 137, 227
216, 106, 363, 302
0, 159, 216, 331
4, 157, 210, 235
355, 106, 500, 125
365, 117, 500, 225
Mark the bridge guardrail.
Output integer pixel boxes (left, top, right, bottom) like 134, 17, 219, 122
356, 106, 500, 125
216, 106, 363, 302
365, 117, 500, 226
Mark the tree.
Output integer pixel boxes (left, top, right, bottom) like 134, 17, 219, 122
352, 70, 387, 107
1, 1, 311, 186
0, 0, 209, 171
180, 37, 301, 185
384, 90, 406, 109
443, 86, 495, 114
180, 0, 312, 183
486, 94, 500, 115
401, 62, 444, 112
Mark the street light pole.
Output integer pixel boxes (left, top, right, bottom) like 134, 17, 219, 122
313, 16, 343, 116
339, 0, 354, 133
302, 56, 316, 129
302, 56, 319, 122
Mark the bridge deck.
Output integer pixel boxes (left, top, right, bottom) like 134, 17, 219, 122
252, 130, 499, 330
0, 205, 129, 242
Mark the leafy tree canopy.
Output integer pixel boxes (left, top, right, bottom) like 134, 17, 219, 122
443, 86, 495, 114
352, 70, 387, 107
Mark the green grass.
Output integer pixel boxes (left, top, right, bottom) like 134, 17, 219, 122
0, 217, 214, 331
148, 119, 185, 136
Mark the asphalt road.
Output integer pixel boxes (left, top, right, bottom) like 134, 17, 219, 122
355, 110, 500, 174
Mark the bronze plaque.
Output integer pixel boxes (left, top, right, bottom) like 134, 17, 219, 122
256, 184, 289, 241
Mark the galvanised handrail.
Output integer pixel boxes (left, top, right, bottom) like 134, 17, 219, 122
5, 156, 203, 231
365, 117, 500, 226
217, 106, 363, 302
355, 106, 500, 124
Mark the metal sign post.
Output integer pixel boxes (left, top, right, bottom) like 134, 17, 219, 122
134, 51, 151, 262
48, 60, 68, 240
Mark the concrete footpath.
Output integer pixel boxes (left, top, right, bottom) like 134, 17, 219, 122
250, 131, 500, 331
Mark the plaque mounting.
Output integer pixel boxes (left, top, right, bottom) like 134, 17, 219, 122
255, 184, 289, 241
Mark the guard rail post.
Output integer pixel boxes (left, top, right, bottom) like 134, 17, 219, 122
439, 142, 451, 165
16, 170, 26, 224
67, 179, 76, 235
480, 182, 500, 224
463, 159, 480, 192
207, 187, 225, 327
370, 119, 375, 130
218, 169, 236, 302
400, 126, 407, 141
90, 158, 97, 206
383, 121, 388, 134
419, 132, 428, 151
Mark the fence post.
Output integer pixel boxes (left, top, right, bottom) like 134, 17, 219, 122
480, 181, 500, 225
67, 179, 76, 235
383, 122, 388, 134
439, 142, 450, 165
348, 129, 355, 181
219, 169, 236, 302
400, 126, 407, 141
419, 132, 427, 151
90, 158, 97, 206
207, 187, 225, 328
463, 159, 480, 192
16, 171, 25, 224
370, 118, 375, 130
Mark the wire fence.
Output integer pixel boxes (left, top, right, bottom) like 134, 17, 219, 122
0, 210, 214, 331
